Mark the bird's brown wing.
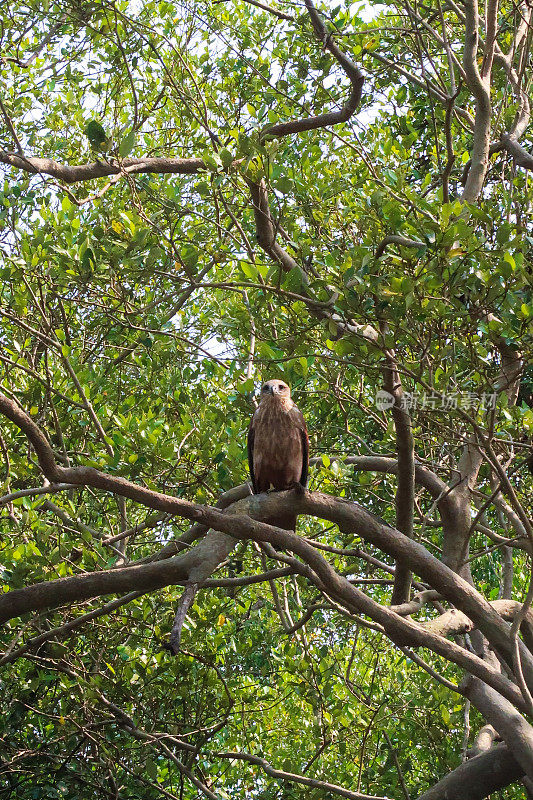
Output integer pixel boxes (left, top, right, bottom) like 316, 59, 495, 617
299, 425, 309, 487
247, 416, 257, 493
291, 406, 309, 488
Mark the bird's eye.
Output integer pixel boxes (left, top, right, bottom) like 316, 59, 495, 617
262, 385, 268, 392
279, 384, 284, 390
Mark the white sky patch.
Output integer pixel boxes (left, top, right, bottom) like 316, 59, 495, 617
358, 2, 386, 22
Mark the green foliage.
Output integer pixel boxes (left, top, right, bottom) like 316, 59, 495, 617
0, 0, 531, 798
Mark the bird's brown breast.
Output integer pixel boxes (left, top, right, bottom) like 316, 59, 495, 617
252, 400, 303, 491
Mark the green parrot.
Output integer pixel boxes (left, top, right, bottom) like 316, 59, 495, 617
85, 120, 110, 153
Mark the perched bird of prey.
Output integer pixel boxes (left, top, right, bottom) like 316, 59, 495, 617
248, 379, 309, 530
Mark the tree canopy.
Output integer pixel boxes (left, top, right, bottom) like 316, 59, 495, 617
0, 0, 532, 797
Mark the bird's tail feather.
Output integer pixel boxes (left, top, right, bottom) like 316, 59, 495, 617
266, 513, 298, 531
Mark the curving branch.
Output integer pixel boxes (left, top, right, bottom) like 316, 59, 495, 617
462, 38, 533, 179
500, 134, 533, 170
463, 678, 533, 780
374, 234, 425, 258
1, 391, 533, 705
248, 178, 300, 273
168, 582, 199, 654
261, 0, 364, 139
418, 743, 524, 800
248, 178, 380, 341
213, 751, 388, 800
461, 0, 492, 202
0, 2, 364, 193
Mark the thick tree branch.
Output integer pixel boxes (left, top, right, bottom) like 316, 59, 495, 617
1, 392, 532, 702
424, 599, 533, 652
248, 178, 300, 273
461, 0, 492, 201
468, 724, 498, 757
500, 134, 533, 169
248, 178, 380, 341
418, 743, 524, 799
464, 677, 533, 780
0, 152, 205, 183
168, 582, 199, 654
4, 488, 527, 711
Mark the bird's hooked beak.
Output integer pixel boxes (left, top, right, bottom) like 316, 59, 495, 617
269, 385, 277, 395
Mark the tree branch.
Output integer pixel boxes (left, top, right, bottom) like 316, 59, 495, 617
261, 0, 364, 138
461, 0, 493, 201
214, 751, 390, 800
1, 392, 532, 702
382, 350, 415, 604
463, 677, 533, 780
419, 743, 524, 799
0, 152, 205, 183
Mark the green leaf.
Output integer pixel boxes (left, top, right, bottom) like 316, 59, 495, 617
281, 266, 304, 293
119, 130, 136, 158
273, 176, 294, 194
145, 760, 158, 779
219, 148, 233, 168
